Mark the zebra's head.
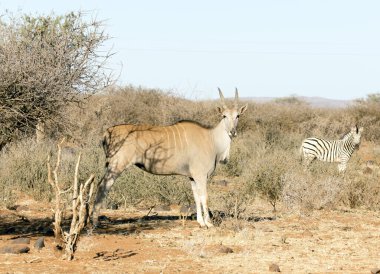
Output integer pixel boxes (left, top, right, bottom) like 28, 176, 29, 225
351, 125, 363, 146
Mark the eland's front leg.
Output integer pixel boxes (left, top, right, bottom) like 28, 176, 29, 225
190, 180, 206, 227
197, 177, 213, 228
191, 177, 213, 228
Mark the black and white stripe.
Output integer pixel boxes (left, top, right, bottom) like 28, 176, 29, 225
300, 126, 363, 172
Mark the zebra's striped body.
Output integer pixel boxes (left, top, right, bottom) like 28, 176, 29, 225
300, 126, 363, 172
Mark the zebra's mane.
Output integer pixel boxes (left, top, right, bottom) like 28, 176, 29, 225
340, 130, 353, 140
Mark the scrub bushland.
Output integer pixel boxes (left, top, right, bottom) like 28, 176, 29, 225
1, 87, 379, 220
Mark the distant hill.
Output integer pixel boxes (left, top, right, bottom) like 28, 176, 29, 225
245, 96, 353, 108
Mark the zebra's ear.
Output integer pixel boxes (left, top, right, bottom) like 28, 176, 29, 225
239, 104, 248, 115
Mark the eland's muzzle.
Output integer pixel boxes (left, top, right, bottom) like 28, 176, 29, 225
229, 129, 237, 138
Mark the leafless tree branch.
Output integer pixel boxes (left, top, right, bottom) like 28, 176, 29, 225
0, 11, 115, 148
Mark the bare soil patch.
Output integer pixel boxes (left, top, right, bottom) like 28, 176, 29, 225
1, 199, 380, 273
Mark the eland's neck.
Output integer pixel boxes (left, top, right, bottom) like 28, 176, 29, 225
211, 119, 232, 159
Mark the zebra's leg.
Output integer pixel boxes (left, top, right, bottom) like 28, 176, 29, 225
303, 154, 315, 170
190, 179, 206, 227
338, 161, 347, 173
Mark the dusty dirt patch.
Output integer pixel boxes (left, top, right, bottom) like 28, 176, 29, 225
1, 202, 380, 273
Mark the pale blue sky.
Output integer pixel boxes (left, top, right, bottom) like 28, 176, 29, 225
1, 0, 380, 100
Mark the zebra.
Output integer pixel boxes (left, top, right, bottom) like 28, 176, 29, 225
300, 125, 363, 172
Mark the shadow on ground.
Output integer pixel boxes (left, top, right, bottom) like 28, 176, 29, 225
0, 213, 183, 237
0, 214, 54, 236
0, 210, 277, 237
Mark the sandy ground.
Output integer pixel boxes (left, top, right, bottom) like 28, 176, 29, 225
1, 197, 380, 274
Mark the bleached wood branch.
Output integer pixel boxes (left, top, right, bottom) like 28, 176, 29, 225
47, 138, 66, 243
47, 139, 96, 260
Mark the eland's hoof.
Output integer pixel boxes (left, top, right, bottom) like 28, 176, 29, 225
205, 222, 214, 228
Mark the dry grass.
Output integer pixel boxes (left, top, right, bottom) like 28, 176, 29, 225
0, 86, 379, 216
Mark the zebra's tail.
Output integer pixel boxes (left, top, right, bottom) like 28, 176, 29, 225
299, 142, 304, 163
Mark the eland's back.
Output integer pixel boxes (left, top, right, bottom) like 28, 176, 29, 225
103, 121, 216, 177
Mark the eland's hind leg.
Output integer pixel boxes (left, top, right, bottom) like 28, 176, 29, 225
92, 155, 134, 227
92, 169, 118, 227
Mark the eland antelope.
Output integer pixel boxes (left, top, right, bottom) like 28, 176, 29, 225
92, 88, 248, 228
300, 125, 363, 172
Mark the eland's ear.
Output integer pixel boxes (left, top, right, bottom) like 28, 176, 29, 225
239, 104, 248, 115
217, 106, 224, 115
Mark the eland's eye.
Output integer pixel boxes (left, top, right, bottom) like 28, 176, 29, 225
223, 115, 227, 118
236, 115, 240, 119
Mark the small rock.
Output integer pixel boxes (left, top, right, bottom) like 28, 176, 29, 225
10, 237, 30, 244
218, 245, 233, 254
363, 167, 373, 174
16, 205, 29, 212
269, 263, 281, 272
302, 229, 313, 237
0, 245, 30, 254
371, 268, 380, 274
34, 237, 45, 250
